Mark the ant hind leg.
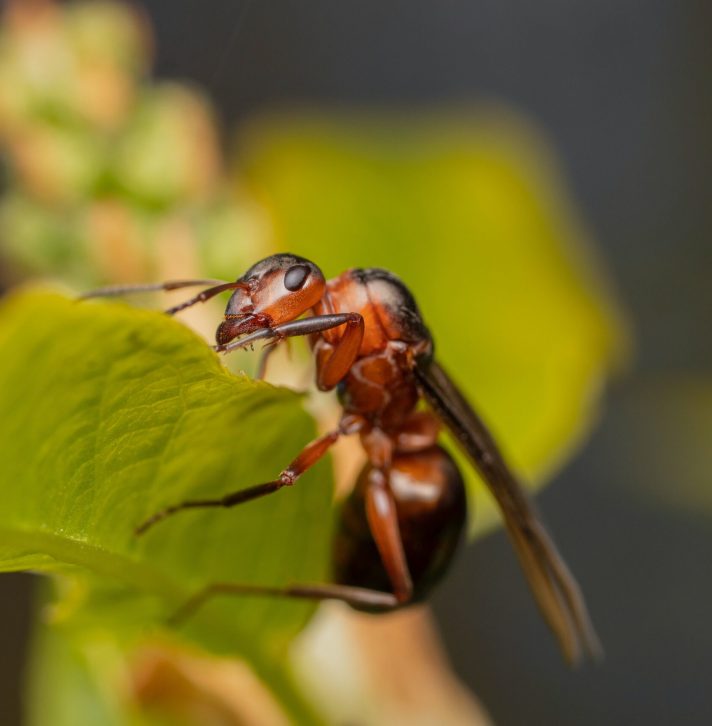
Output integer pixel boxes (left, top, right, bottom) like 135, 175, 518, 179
169, 581, 399, 626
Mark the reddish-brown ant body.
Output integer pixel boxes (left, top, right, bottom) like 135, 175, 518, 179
84, 253, 601, 664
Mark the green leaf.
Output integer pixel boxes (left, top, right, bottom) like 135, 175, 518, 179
26, 582, 135, 726
237, 109, 628, 533
0, 290, 331, 723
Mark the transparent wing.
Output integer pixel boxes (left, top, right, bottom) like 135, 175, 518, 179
414, 357, 602, 665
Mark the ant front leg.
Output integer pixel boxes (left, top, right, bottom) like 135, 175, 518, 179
169, 581, 399, 626
135, 415, 365, 536
315, 314, 364, 391
215, 312, 364, 374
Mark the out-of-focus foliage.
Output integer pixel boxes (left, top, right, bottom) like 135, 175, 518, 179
237, 111, 628, 532
621, 379, 712, 514
26, 593, 136, 726
0, 0, 149, 134
0, 0, 261, 287
0, 291, 331, 724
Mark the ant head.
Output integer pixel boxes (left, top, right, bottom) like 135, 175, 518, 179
216, 254, 325, 345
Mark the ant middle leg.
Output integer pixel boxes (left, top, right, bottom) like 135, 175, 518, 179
135, 415, 366, 536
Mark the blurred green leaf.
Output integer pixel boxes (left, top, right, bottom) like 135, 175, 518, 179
620, 378, 712, 514
4, 123, 106, 203
237, 109, 627, 533
26, 585, 135, 726
0, 194, 90, 280
112, 85, 220, 208
0, 0, 147, 130
65, 0, 151, 79
0, 291, 331, 723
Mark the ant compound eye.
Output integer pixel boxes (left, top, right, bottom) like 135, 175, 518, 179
284, 264, 311, 291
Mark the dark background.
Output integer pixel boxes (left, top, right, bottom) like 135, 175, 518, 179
2, 1, 710, 724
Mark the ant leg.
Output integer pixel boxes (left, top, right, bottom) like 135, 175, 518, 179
79, 280, 228, 300
214, 313, 364, 354
169, 582, 398, 625
364, 468, 414, 604
255, 341, 280, 380
316, 315, 364, 391
136, 418, 363, 536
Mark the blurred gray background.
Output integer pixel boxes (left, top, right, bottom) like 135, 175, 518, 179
1, 1, 710, 724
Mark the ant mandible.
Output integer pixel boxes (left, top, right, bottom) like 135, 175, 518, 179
83, 253, 601, 664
